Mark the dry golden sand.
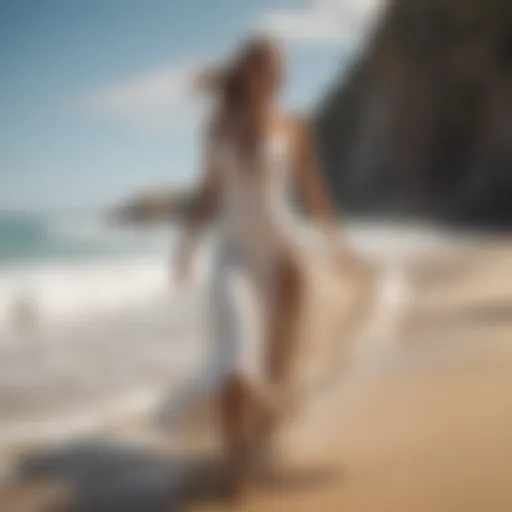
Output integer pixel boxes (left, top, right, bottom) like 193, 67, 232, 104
195, 239, 512, 512
240, 353, 512, 512
2, 238, 512, 511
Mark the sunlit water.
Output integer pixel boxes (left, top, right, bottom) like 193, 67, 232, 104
0, 212, 452, 448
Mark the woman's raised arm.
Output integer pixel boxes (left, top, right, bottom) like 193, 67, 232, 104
173, 129, 221, 283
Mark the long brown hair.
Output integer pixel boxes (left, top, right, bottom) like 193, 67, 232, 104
200, 37, 284, 157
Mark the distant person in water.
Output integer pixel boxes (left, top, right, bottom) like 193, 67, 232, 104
174, 36, 365, 503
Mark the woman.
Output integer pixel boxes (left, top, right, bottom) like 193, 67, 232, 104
174, 37, 365, 501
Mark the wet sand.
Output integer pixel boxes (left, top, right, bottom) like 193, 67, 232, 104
2, 234, 512, 511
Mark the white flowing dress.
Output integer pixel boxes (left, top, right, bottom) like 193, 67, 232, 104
208, 129, 303, 398
159, 128, 308, 431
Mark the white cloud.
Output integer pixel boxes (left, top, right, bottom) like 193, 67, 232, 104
83, 60, 208, 128
81, 60, 218, 131
254, 0, 384, 46
82, 1, 385, 128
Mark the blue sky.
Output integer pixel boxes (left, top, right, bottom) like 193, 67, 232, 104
0, 0, 380, 212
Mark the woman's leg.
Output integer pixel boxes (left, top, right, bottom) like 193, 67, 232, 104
219, 374, 263, 502
253, 255, 304, 479
216, 253, 304, 498
267, 255, 303, 387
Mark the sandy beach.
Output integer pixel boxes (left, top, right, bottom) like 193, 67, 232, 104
1, 226, 512, 511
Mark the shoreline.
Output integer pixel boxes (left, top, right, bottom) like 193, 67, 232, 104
1, 227, 512, 510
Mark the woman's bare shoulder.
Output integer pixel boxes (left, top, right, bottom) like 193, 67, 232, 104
273, 113, 314, 149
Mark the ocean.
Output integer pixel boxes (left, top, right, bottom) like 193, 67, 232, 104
0, 211, 176, 265
0, 210, 212, 444
0, 211, 448, 452
0, 211, 182, 331
0, 211, 448, 333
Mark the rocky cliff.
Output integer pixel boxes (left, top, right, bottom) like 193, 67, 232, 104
315, 0, 512, 227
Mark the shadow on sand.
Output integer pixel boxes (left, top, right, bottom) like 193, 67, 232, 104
13, 435, 341, 511
16, 438, 224, 511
